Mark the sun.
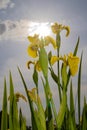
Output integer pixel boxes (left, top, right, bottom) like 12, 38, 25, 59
28, 22, 51, 37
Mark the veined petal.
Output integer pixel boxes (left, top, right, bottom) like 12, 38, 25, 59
51, 22, 62, 34
15, 92, 27, 102
35, 61, 42, 71
62, 26, 70, 37
59, 55, 67, 63
28, 34, 43, 48
51, 22, 70, 37
27, 44, 38, 58
45, 36, 57, 48
68, 53, 80, 76
28, 88, 38, 103
26, 61, 35, 69
27, 34, 39, 43
50, 56, 59, 65
8, 92, 27, 102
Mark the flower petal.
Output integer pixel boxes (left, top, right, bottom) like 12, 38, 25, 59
68, 53, 80, 76
27, 34, 39, 43
26, 61, 35, 69
51, 22, 70, 37
35, 61, 42, 71
27, 44, 38, 58
63, 26, 70, 37
50, 56, 59, 65
45, 36, 57, 48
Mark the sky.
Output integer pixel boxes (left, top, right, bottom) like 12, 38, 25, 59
0, 0, 87, 124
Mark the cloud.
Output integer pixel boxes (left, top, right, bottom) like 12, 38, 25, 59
0, 20, 51, 42
0, 0, 15, 9
0, 20, 29, 41
0, 23, 6, 35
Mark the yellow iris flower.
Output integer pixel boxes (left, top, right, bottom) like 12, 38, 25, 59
28, 34, 40, 44
44, 36, 57, 49
27, 34, 43, 58
50, 53, 80, 76
27, 34, 57, 58
67, 53, 80, 76
51, 22, 70, 37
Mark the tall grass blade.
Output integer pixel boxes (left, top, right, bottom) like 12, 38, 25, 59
57, 90, 67, 129
33, 68, 38, 91
19, 109, 26, 130
13, 96, 20, 130
9, 71, 14, 130
78, 52, 83, 129
73, 37, 80, 56
82, 97, 87, 130
18, 67, 38, 130
70, 81, 76, 129
1, 78, 7, 130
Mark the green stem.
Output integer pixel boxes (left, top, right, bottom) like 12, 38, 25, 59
45, 77, 59, 129
57, 48, 61, 103
56, 33, 62, 103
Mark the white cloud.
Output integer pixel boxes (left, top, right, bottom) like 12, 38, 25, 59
0, 19, 30, 41
0, 0, 15, 9
9, 2, 15, 8
0, 20, 51, 42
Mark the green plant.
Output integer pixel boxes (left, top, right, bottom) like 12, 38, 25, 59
1, 22, 87, 130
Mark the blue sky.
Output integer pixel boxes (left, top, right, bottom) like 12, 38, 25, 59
0, 0, 87, 124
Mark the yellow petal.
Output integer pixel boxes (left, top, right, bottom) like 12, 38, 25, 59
50, 56, 59, 65
68, 54, 80, 76
27, 34, 39, 43
51, 22, 62, 34
15, 92, 27, 102
27, 44, 38, 58
51, 22, 70, 37
26, 61, 35, 69
45, 36, 57, 48
35, 61, 42, 71
28, 88, 38, 103
63, 26, 70, 37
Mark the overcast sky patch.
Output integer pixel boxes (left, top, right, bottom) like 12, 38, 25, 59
0, 0, 15, 9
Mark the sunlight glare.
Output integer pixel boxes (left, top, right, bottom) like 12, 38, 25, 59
28, 22, 51, 37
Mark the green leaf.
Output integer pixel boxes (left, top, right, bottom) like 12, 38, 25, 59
78, 52, 83, 127
61, 63, 67, 90
19, 109, 27, 130
39, 47, 48, 78
49, 67, 58, 84
48, 51, 52, 65
70, 81, 76, 130
41, 77, 53, 124
18, 67, 38, 130
33, 68, 38, 89
1, 78, 7, 130
73, 37, 80, 56
56, 33, 61, 49
69, 113, 75, 130
37, 99, 46, 130
46, 117, 54, 130
82, 97, 87, 130
57, 90, 67, 129
13, 96, 20, 130
9, 72, 14, 130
